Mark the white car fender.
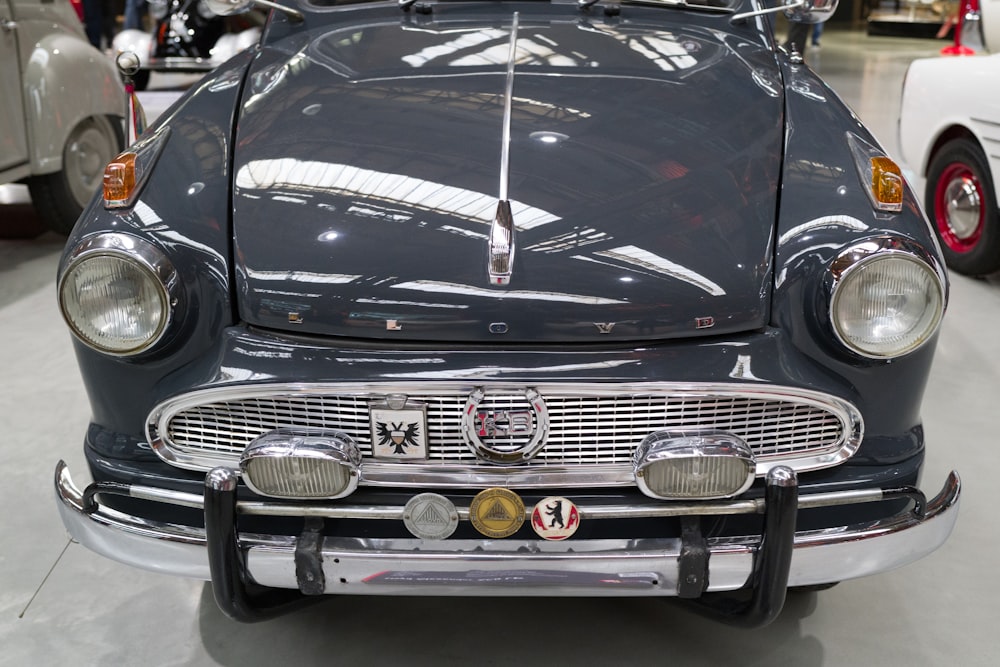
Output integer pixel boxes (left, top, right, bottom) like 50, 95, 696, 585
20, 32, 125, 175
899, 53, 1000, 188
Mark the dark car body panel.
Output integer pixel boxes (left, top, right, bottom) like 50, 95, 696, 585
232, 15, 783, 342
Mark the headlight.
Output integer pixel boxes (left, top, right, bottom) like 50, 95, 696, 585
240, 430, 362, 500
829, 238, 945, 359
59, 234, 178, 356
634, 431, 755, 500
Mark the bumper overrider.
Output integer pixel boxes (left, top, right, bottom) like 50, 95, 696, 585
55, 461, 960, 626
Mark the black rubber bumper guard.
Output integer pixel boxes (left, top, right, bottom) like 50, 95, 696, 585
195, 466, 851, 627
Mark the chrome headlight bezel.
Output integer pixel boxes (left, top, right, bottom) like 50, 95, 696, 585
827, 237, 947, 360
58, 233, 179, 357
239, 429, 362, 500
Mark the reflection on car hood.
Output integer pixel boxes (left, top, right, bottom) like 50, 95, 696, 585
232, 12, 783, 343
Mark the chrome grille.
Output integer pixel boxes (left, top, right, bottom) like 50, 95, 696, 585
149, 383, 862, 485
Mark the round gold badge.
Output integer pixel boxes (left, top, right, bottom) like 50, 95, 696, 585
469, 487, 525, 538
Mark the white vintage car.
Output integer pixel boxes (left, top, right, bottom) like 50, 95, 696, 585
1, 0, 125, 234
898, 0, 1000, 275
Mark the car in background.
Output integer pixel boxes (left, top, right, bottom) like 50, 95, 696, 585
1, 0, 124, 234
112, 0, 263, 90
898, 1, 1000, 275
55, 0, 960, 626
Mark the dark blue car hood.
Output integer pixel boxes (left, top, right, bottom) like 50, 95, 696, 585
231, 11, 783, 343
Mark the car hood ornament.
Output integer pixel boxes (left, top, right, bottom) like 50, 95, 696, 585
488, 200, 515, 285
488, 13, 520, 286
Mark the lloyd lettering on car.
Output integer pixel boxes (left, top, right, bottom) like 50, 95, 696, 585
369, 399, 428, 459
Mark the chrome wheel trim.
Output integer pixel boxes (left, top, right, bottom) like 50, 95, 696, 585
935, 162, 984, 252
65, 117, 118, 208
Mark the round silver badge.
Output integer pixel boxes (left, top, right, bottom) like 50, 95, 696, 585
403, 493, 459, 540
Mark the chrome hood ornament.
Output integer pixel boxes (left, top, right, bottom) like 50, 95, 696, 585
488, 201, 515, 285
488, 13, 519, 286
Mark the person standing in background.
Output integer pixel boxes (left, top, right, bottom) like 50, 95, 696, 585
81, 0, 103, 47
124, 0, 148, 30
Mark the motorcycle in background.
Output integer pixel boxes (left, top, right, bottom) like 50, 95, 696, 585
112, 0, 263, 90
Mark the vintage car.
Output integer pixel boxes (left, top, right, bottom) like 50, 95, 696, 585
112, 0, 264, 90
55, 0, 961, 626
898, 1, 1000, 275
0, 0, 124, 234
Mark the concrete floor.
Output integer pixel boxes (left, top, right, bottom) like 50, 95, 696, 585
2, 29, 997, 666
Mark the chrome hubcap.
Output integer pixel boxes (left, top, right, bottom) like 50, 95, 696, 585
66, 121, 115, 207
942, 175, 982, 240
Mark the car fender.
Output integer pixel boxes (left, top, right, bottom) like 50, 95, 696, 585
112, 29, 153, 68
898, 54, 1000, 199
772, 58, 945, 439
63, 52, 255, 436
22, 32, 125, 175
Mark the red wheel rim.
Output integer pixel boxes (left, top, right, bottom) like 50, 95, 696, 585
934, 162, 985, 253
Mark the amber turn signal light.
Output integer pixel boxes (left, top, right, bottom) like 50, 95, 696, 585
869, 156, 903, 212
103, 152, 137, 207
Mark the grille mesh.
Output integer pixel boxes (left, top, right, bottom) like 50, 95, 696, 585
159, 389, 848, 467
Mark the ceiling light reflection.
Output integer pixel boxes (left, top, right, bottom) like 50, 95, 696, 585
245, 268, 361, 284
236, 158, 560, 229
392, 280, 627, 305
578, 245, 726, 296
386, 359, 639, 379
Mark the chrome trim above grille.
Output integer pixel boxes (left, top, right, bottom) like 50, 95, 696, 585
147, 382, 863, 487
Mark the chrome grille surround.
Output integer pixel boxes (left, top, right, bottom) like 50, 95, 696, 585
147, 382, 863, 489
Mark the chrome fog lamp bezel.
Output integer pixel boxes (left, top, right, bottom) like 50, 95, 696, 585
240, 430, 362, 500
58, 233, 178, 356
633, 431, 756, 500
828, 237, 947, 360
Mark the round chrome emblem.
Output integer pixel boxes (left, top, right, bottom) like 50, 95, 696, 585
531, 496, 580, 541
403, 493, 459, 540
469, 488, 525, 538
461, 388, 549, 463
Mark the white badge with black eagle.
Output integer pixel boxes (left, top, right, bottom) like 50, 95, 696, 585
370, 402, 428, 459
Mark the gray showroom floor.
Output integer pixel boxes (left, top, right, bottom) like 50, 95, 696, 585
1, 27, 997, 667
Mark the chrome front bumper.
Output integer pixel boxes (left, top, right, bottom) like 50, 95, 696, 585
55, 461, 960, 599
